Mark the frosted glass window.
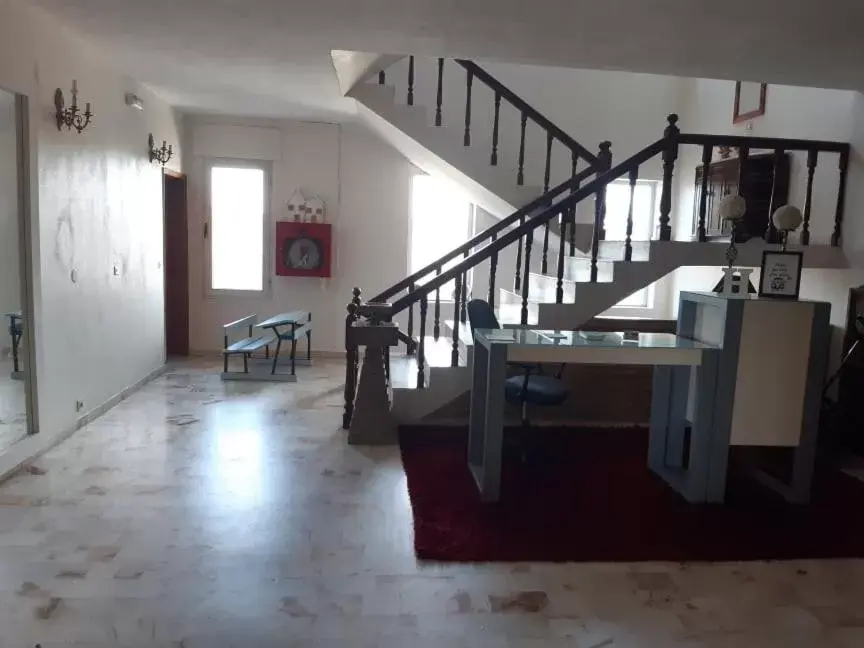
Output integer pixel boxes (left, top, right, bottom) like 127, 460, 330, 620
410, 175, 473, 299
210, 165, 266, 292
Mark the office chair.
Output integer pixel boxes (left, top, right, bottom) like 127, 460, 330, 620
467, 299, 568, 429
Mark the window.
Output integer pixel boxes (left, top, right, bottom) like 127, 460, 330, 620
410, 174, 473, 298
603, 180, 658, 308
208, 161, 268, 293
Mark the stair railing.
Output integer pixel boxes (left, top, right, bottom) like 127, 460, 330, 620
343, 113, 851, 428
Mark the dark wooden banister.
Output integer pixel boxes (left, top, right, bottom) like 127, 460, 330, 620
370, 164, 597, 302
679, 133, 850, 154
456, 60, 600, 167
390, 139, 666, 314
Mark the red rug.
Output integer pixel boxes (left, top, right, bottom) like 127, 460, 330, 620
400, 427, 864, 562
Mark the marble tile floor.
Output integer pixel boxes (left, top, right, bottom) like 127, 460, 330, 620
0, 358, 863, 647
0, 358, 27, 454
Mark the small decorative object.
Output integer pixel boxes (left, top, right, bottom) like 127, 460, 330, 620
275, 221, 333, 277
718, 145, 736, 160
285, 190, 307, 221
713, 194, 756, 297
772, 204, 803, 251
733, 81, 767, 124
759, 250, 803, 299
124, 92, 144, 110
306, 195, 325, 223
54, 80, 93, 133
147, 134, 173, 166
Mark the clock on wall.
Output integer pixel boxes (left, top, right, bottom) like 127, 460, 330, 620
275, 222, 332, 278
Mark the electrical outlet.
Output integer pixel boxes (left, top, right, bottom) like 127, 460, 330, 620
75, 400, 84, 412
113, 264, 120, 276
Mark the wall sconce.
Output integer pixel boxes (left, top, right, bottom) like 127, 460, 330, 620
148, 134, 174, 166
54, 80, 93, 133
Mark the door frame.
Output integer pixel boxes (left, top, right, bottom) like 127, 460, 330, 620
163, 169, 190, 357
13, 92, 38, 435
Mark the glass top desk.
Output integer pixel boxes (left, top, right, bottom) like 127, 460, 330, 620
469, 329, 721, 503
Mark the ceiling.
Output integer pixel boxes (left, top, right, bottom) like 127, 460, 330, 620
29, 0, 864, 120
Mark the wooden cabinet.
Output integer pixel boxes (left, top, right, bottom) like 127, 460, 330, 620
692, 152, 789, 242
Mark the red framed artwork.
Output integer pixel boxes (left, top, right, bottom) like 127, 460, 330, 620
275, 221, 333, 278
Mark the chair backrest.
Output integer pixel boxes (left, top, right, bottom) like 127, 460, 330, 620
467, 299, 500, 337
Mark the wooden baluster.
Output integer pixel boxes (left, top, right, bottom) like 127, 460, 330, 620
569, 151, 578, 256
591, 186, 601, 283
517, 112, 527, 185
406, 281, 415, 355
433, 267, 442, 340
625, 166, 638, 262
832, 149, 849, 247
378, 71, 385, 85
541, 133, 553, 273
463, 68, 473, 146
491, 92, 501, 165
697, 145, 711, 242
417, 295, 427, 388
407, 56, 415, 105
488, 232, 498, 309
520, 229, 533, 325
801, 149, 817, 246
658, 114, 679, 241
556, 211, 566, 303
514, 216, 524, 293
597, 141, 612, 240
765, 147, 786, 243
460, 249, 469, 324
435, 58, 444, 126
452, 273, 462, 366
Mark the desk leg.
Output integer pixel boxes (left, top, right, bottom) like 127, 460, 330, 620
468, 342, 506, 502
649, 353, 723, 503
271, 335, 282, 375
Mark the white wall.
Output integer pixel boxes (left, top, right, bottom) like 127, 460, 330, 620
0, 0, 183, 436
186, 118, 416, 353
0, 89, 19, 321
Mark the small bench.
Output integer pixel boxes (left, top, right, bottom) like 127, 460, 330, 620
256, 311, 312, 377
222, 314, 276, 375
4, 311, 23, 379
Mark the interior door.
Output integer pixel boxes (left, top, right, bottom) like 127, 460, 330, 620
164, 173, 189, 356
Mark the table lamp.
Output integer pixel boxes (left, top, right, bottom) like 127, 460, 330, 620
772, 205, 803, 251
712, 195, 755, 297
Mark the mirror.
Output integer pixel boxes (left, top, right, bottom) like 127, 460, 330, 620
734, 82, 767, 124
0, 87, 33, 454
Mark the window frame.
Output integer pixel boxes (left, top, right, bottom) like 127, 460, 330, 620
205, 157, 272, 298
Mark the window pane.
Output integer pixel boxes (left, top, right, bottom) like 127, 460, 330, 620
211, 166, 265, 291
410, 175, 471, 298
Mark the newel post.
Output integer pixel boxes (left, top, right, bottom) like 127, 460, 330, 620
658, 114, 679, 241
342, 288, 363, 430
597, 141, 612, 240
347, 302, 400, 445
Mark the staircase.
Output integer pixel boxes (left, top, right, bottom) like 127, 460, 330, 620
334, 52, 852, 432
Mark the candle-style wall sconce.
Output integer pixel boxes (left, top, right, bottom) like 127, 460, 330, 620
54, 80, 93, 133
148, 134, 174, 166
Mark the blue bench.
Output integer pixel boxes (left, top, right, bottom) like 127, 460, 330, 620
222, 314, 276, 375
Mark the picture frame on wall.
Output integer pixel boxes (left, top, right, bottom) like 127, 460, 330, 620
758, 250, 803, 299
733, 81, 767, 124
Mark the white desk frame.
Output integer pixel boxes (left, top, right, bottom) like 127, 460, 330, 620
469, 329, 722, 503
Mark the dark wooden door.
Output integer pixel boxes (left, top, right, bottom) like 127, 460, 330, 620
164, 173, 189, 356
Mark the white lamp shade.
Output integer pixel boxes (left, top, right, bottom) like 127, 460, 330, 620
772, 205, 803, 232
718, 195, 747, 221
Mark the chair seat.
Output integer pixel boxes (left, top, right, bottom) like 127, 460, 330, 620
505, 374, 568, 407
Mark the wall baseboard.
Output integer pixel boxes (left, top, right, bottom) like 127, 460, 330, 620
0, 363, 168, 485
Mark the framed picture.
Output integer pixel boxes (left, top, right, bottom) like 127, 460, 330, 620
758, 251, 802, 299
733, 82, 767, 124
